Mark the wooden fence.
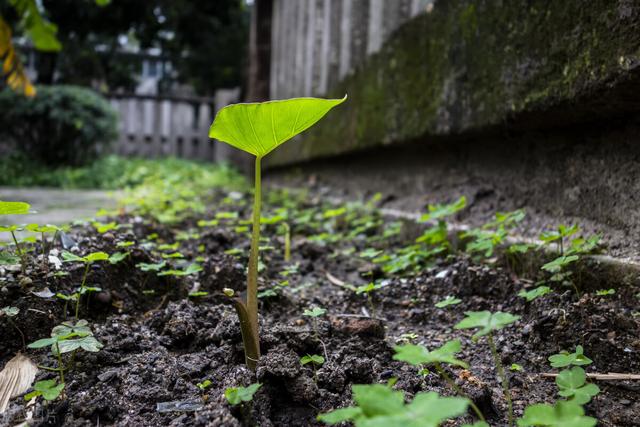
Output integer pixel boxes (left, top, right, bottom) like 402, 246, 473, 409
108, 88, 240, 162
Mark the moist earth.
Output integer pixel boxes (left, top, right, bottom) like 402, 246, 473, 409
0, 188, 638, 427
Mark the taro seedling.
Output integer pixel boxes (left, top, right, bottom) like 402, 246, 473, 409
417, 196, 466, 249
435, 295, 462, 308
61, 251, 109, 319
517, 400, 596, 427
224, 383, 262, 405
455, 311, 520, 426
393, 340, 485, 422
209, 95, 346, 370
318, 382, 470, 427
300, 354, 324, 382
518, 286, 552, 302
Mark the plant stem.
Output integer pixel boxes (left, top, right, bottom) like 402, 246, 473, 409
434, 362, 485, 422
244, 156, 262, 369
75, 263, 90, 320
10, 230, 26, 274
55, 342, 65, 384
42, 232, 47, 271
283, 222, 291, 262
487, 332, 513, 426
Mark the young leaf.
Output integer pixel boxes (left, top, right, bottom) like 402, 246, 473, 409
224, 383, 262, 405
209, 96, 347, 158
0, 201, 30, 215
556, 367, 600, 404
317, 406, 364, 425
518, 286, 552, 302
419, 196, 466, 222
435, 296, 462, 308
303, 307, 326, 318
548, 346, 593, 368
32, 379, 64, 401
300, 355, 325, 366
393, 340, 468, 368
517, 400, 596, 427
454, 311, 520, 339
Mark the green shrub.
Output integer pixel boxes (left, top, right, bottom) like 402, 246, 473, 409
0, 85, 117, 166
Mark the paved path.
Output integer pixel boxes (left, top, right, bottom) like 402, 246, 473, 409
0, 187, 119, 227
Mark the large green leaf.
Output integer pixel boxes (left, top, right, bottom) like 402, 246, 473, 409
209, 96, 347, 158
556, 367, 600, 404
0, 201, 30, 215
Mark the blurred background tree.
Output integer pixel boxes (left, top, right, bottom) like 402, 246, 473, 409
0, 0, 249, 96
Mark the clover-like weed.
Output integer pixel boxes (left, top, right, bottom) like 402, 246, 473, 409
318, 382, 470, 427
455, 311, 520, 425
548, 345, 592, 368
435, 295, 462, 308
24, 379, 64, 402
300, 354, 324, 382
224, 383, 262, 405
61, 251, 109, 319
517, 400, 596, 427
209, 96, 346, 370
555, 366, 600, 405
28, 319, 103, 386
394, 340, 485, 422
518, 286, 552, 302
0, 200, 31, 273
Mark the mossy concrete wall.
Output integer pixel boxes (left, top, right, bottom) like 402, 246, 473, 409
266, 0, 640, 167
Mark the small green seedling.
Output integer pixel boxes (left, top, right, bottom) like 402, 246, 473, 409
300, 354, 325, 382
197, 379, 212, 391
210, 95, 346, 370
510, 363, 523, 372
24, 379, 65, 402
62, 251, 109, 319
435, 295, 462, 308
394, 340, 485, 422
518, 286, 552, 302
1, 305, 24, 347
157, 263, 202, 277
0, 200, 31, 273
318, 383, 470, 427
595, 288, 615, 296
455, 311, 520, 426
25, 223, 60, 271
556, 366, 600, 405
548, 346, 592, 368
303, 306, 328, 359
224, 383, 262, 405
356, 282, 383, 317
517, 400, 596, 427
539, 224, 578, 255
28, 319, 103, 384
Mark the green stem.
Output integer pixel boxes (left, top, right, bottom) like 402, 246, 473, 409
283, 222, 291, 262
434, 362, 485, 422
10, 230, 26, 274
55, 342, 65, 384
244, 155, 262, 369
488, 332, 513, 426
75, 263, 90, 320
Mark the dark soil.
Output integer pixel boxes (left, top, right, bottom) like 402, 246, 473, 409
1, 188, 639, 427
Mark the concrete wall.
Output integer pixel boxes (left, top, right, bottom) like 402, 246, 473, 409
263, 0, 640, 167
269, 0, 433, 99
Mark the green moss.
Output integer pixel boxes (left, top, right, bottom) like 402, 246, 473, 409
267, 0, 640, 167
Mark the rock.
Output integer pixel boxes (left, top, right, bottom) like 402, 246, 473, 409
329, 315, 385, 338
